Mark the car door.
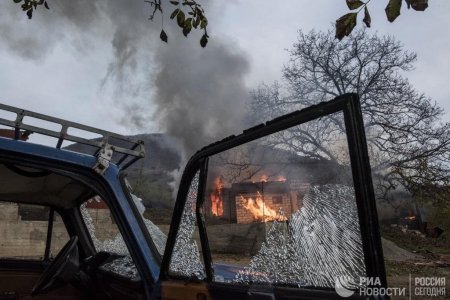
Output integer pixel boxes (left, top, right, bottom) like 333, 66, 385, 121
157, 93, 387, 300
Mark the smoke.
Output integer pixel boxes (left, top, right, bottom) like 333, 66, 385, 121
161, 35, 251, 193
0, 0, 250, 160
153, 38, 249, 157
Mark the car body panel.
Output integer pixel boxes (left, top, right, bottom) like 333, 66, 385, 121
0, 136, 161, 285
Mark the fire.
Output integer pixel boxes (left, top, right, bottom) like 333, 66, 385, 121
275, 175, 287, 182
256, 174, 286, 183
404, 210, 416, 221
210, 177, 224, 216
240, 192, 287, 222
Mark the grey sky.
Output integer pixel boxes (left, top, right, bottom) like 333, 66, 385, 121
0, 1, 449, 150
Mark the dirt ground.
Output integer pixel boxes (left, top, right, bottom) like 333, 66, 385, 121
382, 226, 449, 300
209, 226, 450, 299
212, 253, 252, 267
386, 262, 449, 300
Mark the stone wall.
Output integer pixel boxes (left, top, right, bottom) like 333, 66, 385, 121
158, 222, 270, 255
1, 201, 272, 258
0, 203, 119, 259
0, 219, 69, 259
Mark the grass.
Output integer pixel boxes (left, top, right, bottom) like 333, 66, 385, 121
385, 260, 445, 277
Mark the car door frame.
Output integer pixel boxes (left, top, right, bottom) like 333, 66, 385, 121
0, 144, 158, 299
159, 93, 387, 299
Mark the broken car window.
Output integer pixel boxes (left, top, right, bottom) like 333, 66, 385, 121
80, 197, 139, 279
168, 171, 206, 279
203, 112, 366, 288
81, 193, 169, 279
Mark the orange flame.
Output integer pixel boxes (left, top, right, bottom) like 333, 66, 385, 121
256, 174, 286, 183
404, 210, 416, 221
259, 175, 268, 182
275, 175, 287, 182
240, 192, 287, 222
210, 177, 224, 216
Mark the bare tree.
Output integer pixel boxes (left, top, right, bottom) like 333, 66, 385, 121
250, 28, 450, 203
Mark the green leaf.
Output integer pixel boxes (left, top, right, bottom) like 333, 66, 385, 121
195, 7, 203, 19
13, 0, 22, 3
385, 0, 402, 23
346, 0, 364, 10
184, 18, 192, 26
176, 10, 185, 27
363, 6, 371, 28
200, 34, 208, 48
26, 8, 32, 19
44, 1, 49, 9
407, 0, 428, 11
193, 16, 200, 28
335, 13, 357, 40
200, 17, 208, 29
21, 2, 31, 10
183, 18, 192, 37
169, 1, 179, 4
182, 26, 191, 37
170, 8, 180, 19
160, 29, 168, 43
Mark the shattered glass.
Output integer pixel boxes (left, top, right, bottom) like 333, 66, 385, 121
169, 171, 205, 279
80, 194, 168, 279
130, 194, 167, 255
80, 202, 129, 255
101, 256, 139, 279
234, 184, 366, 287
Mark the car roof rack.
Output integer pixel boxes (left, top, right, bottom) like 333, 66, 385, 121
0, 103, 145, 171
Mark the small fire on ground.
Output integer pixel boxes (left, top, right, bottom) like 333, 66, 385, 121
403, 210, 417, 221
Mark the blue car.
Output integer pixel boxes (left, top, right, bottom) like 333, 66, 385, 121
0, 94, 387, 299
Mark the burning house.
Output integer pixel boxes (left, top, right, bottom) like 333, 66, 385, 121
206, 176, 310, 224
234, 181, 291, 223
205, 146, 344, 225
